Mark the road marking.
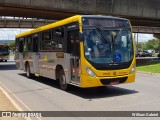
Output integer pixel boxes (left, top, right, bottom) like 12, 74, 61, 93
35, 85, 53, 93
34, 85, 42, 89
0, 81, 43, 120
44, 89, 53, 93
0, 84, 23, 111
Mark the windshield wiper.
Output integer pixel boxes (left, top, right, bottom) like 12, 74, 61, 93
114, 29, 122, 42
96, 27, 112, 44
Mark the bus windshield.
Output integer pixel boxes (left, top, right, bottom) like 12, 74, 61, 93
0, 46, 9, 55
83, 28, 133, 64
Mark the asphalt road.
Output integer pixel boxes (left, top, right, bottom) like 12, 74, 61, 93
0, 58, 160, 120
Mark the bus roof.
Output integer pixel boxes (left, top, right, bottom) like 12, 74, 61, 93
81, 15, 128, 20
16, 15, 128, 38
16, 15, 82, 38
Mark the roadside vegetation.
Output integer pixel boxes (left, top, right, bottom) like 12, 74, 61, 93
8, 41, 15, 53
136, 34, 160, 57
136, 61, 160, 73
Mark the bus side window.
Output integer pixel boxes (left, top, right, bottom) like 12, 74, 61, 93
23, 37, 27, 51
19, 38, 24, 53
16, 38, 19, 51
52, 27, 64, 51
27, 36, 32, 51
42, 31, 52, 51
33, 34, 39, 52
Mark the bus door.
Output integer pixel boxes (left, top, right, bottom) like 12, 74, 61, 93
68, 30, 80, 84
19, 38, 24, 70
32, 34, 39, 74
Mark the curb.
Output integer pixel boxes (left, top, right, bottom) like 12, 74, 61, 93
0, 85, 23, 111
137, 71, 160, 75
0, 83, 31, 120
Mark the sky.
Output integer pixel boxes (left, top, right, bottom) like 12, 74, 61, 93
134, 33, 155, 42
0, 28, 155, 42
0, 28, 32, 40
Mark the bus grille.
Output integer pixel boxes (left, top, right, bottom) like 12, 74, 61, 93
100, 77, 128, 85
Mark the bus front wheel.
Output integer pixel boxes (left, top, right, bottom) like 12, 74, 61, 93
59, 69, 69, 91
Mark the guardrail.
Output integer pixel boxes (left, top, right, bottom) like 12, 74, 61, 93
136, 57, 160, 65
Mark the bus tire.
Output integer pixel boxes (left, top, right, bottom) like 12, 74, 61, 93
26, 63, 32, 79
5, 60, 7, 62
59, 69, 69, 91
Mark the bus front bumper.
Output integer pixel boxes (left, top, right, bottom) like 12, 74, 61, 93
80, 73, 135, 88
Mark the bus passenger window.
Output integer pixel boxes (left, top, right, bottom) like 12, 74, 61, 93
27, 36, 32, 51
52, 28, 64, 51
23, 38, 27, 51
51, 41, 63, 51
33, 34, 39, 52
42, 31, 52, 51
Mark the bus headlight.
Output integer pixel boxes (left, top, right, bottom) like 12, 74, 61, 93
85, 66, 96, 77
130, 64, 136, 74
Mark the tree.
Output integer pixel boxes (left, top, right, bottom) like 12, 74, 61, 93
145, 39, 159, 50
136, 39, 160, 52
153, 34, 160, 39
8, 41, 15, 53
153, 34, 160, 52
136, 42, 143, 51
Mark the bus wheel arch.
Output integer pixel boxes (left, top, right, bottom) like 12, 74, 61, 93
55, 65, 69, 90
55, 65, 63, 80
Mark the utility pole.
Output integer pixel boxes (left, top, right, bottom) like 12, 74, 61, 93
137, 33, 139, 48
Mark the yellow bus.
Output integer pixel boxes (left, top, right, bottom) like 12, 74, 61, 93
0, 44, 10, 62
15, 15, 135, 90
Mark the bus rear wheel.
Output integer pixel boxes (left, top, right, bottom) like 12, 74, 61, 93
59, 69, 69, 91
26, 63, 32, 79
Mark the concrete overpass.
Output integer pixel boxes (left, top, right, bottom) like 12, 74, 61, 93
0, 0, 160, 28
0, 17, 160, 34
0, 17, 55, 28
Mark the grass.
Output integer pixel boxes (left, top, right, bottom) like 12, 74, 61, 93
152, 53, 158, 57
136, 61, 160, 73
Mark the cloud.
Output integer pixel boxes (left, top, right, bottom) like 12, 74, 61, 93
0, 28, 32, 40
134, 33, 155, 42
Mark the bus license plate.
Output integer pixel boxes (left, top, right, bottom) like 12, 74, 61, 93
109, 81, 119, 86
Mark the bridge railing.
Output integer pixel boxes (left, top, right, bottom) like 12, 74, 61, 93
0, 17, 55, 28
132, 26, 160, 34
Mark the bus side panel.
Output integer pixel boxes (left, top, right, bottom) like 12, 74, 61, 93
38, 52, 69, 81
22, 52, 39, 74
15, 51, 24, 70
26, 52, 34, 73
15, 51, 20, 69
